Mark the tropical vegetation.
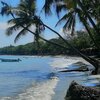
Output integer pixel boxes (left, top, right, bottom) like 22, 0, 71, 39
0, 0, 100, 74
0, 31, 98, 56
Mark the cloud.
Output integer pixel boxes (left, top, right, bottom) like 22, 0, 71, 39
0, 22, 9, 30
59, 28, 65, 37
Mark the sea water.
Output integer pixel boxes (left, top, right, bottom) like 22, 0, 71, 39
0, 55, 96, 100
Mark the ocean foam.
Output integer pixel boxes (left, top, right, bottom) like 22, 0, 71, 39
50, 56, 93, 69
0, 78, 59, 100
50, 57, 80, 69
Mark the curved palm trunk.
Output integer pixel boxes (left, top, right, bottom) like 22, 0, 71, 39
43, 23, 100, 74
10, 12, 99, 74
76, 0, 100, 35
78, 12, 100, 50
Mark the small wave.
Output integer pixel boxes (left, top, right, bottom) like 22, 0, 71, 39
0, 78, 59, 100
50, 57, 81, 69
50, 57, 94, 71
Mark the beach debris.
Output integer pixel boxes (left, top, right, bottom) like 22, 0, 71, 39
59, 62, 89, 72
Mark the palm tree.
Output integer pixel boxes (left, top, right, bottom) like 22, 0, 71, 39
1, 0, 100, 74
1, 0, 43, 44
42, 0, 100, 73
43, 0, 100, 50
0, 0, 72, 52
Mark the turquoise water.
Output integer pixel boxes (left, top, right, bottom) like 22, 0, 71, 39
0, 56, 53, 97
0, 55, 97, 100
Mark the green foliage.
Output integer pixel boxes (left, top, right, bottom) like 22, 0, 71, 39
43, 0, 100, 49
0, 31, 94, 55
0, 0, 99, 74
70, 31, 92, 49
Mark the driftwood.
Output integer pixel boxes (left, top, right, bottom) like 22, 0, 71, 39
59, 62, 89, 73
59, 69, 89, 72
65, 81, 100, 100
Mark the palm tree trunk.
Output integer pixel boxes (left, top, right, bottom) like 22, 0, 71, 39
76, 0, 100, 35
10, 12, 99, 74
78, 12, 100, 50
43, 23, 100, 74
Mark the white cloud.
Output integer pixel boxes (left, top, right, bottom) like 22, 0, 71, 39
0, 22, 35, 47
59, 28, 77, 40
0, 22, 9, 30
59, 28, 69, 39
59, 28, 65, 37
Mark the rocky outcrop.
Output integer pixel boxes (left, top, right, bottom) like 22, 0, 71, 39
65, 81, 100, 100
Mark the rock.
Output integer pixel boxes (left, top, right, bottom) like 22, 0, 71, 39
65, 81, 100, 100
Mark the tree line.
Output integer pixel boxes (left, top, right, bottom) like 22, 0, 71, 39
0, 30, 98, 56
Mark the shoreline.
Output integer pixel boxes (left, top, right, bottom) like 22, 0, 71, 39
49, 56, 100, 100
0, 55, 99, 100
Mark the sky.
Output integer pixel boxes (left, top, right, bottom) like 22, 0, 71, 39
0, 0, 83, 48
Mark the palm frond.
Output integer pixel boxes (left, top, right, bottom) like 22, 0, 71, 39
32, 16, 45, 32
63, 15, 73, 34
8, 18, 20, 24
0, 1, 11, 16
55, 0, 67, 17
64, 0, 75, 9
18, 0, 36, 16
14, 27, 28, 43
8, 17, 26, 25
67, 15, 73, 30
11, 8, 27, 16
55, 10, 74, 27
5, 24, 21, 36
71, 14, 76, 35
42, 0, 54, 15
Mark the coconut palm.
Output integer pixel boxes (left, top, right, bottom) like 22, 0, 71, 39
0, 0, 72, 51
1, 0, 46, 47
42, 0, 100, 73
43, 0, 100, 50
1, 0, 100, 74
